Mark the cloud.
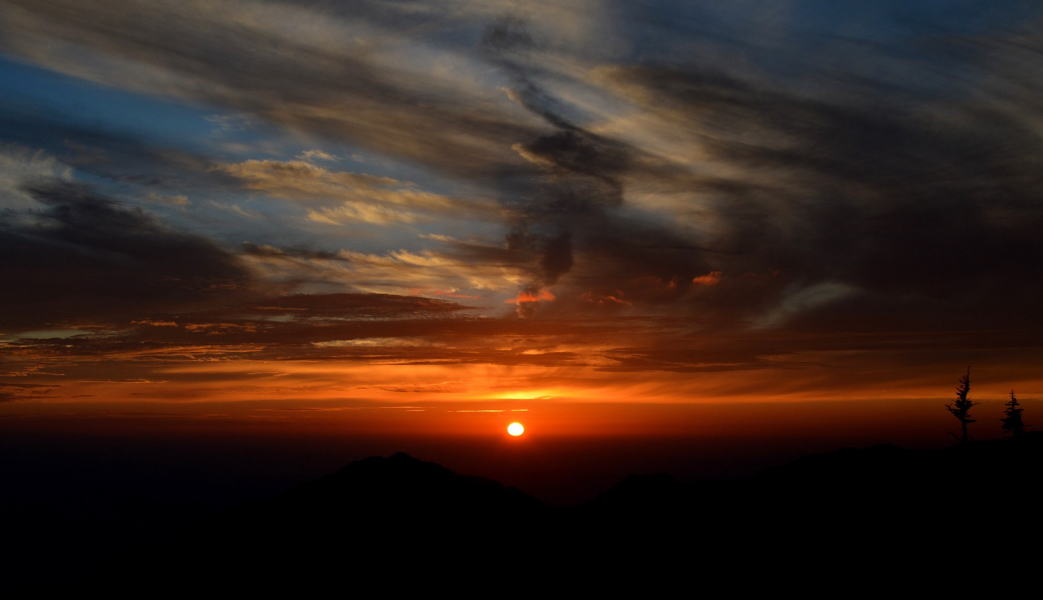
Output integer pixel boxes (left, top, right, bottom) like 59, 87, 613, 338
0, 181, 253, 331
0, 0, 547, 179
0, 2, 704, 315
506, 289, 555, 305
145, 193, 191, 207
753, 282, 858, 330
0, 382, 58, 402
627, 56, 1039, 322
691, 272, 722, 286
479, 16, 719, 314
219, 159, 400, 197
0, 144, 73, 210
5, 2, 1043, 332
218, 158, 498, 224
245, 293, 474, 318
240, 240, 527, 299
296, 149, 336, 162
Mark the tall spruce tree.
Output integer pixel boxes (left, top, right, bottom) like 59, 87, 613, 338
1001, 389, 1025, 437
946, 368, 976, 443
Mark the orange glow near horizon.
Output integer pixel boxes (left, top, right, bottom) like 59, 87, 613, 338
6, 335, 1043, 442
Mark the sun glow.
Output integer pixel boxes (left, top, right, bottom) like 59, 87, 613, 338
506, 422, 525, 437
489, 389, 558, 401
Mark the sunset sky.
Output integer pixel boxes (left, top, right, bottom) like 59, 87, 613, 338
2, 1, 1042, 454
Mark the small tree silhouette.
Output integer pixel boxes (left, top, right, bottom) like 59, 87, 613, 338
1001, 389, 1025, 438
946, 368, 976, 443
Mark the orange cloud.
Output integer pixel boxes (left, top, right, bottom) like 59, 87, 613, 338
409, 288, 482, 300
692, 271, 722, 286
580, 291, 632, 306
130, 320, 179, 327
506, 290, 556, 304
184, 322, 260, 334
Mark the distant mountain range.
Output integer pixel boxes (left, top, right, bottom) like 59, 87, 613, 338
51, 433, 1043, 588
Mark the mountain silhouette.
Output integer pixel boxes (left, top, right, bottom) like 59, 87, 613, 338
68, 434, 1043, 589
266, 451, 542, 518
100, 452, 547, 590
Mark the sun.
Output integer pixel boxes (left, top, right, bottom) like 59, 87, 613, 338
506, 422, 525, 437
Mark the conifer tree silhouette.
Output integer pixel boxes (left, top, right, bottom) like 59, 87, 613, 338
946, 368, 975, 443
1001, 389, 1025, 437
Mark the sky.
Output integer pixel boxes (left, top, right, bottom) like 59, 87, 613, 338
2, 1, 1043, 457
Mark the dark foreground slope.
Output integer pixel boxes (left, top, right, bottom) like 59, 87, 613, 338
83, 434, 1043, 589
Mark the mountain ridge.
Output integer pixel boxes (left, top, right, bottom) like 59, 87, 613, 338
77, 433, 1043, 589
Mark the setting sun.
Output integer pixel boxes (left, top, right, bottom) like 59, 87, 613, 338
506, 422, 525, 437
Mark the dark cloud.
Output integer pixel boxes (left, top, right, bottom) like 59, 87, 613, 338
482, 17, 712, 314
240, 242, 344, 262
0, 181, 253, 331
0, 382, 58, 402
603, 45, 1043, 331
245, 293, 474, 318
427, 236, 532, 268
